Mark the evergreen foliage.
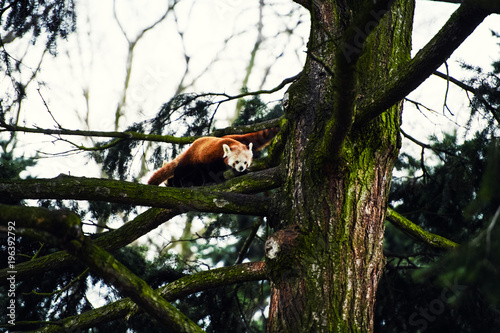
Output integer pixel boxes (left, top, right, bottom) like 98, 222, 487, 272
377, 133, 500, 332
1, 0, 77, 122
461, 31, 500, 130
0, 142, 36, 181
0, 140, 36, 204
232, 95, 283, 126
0, 0, 76, 54
376, 36, 500, 330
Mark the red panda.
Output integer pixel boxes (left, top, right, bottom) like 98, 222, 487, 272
147, 127, 279, 187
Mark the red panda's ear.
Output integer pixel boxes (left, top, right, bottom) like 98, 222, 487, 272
222, 144, 231, 158
248, 142, 253, 151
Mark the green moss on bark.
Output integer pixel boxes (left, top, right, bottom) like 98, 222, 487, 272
267, 1, 414, 332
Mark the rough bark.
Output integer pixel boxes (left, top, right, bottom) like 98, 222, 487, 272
267, 1, 414, 331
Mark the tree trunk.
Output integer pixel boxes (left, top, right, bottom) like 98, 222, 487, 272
266, 0, 414, 331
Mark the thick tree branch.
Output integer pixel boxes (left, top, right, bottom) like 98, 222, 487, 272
0, 204, 82, 240
355, 3, 490, 126
322, 0, 396, 162
0, 204, 204, 332
0, 175, 270, 216
465, 0, 500, 13
38, 262, 267, 333
424, 0, 460, 3
65, 232, 204, 332
386, 207, 459, 250
207, 166, 282, 194
0, 168, 279, 285
0, 207, 180, 286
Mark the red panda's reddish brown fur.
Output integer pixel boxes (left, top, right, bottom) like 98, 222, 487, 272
147, 137, 249, 185
147, 127, 279, 186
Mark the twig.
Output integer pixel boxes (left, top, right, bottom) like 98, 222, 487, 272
23, 268, 90, 300
433, 70, 500, 125
400, 128, 465, 162
37, 88, 62, 129
200, 72, 302, 104
441, 61, 454, 116
235, 218, 264, 265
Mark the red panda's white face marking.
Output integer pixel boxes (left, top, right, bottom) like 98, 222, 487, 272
223, 143, 253, 172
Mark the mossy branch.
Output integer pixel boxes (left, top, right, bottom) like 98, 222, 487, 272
0, 116, 282, 146
0, 175, 270, 216
207, 166, 282, 194
65, 233, 204, 332
0, 207, 180, 286
0, 204, 204, 332
0, 168, 278, 286
37, 262, 267, 333
0, 122, 195, 144
355, 3, 490, 126
386, 207, 459, 250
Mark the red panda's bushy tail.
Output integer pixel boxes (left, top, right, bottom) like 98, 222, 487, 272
147, 160, 178, 185
224, 127, 279, 151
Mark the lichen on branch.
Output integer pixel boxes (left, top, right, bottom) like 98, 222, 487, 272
386, 207, 459, 250
0, 174, 270, 216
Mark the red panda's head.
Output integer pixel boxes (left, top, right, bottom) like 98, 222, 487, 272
223, 143, 253, 172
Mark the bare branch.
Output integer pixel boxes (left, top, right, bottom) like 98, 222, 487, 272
400, 128, 463, 160
112, 0, 176, 130
433, 70, 500, 124
199, 73, 302, 105
235, 218, 264, 265
441, 62, 454, 115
